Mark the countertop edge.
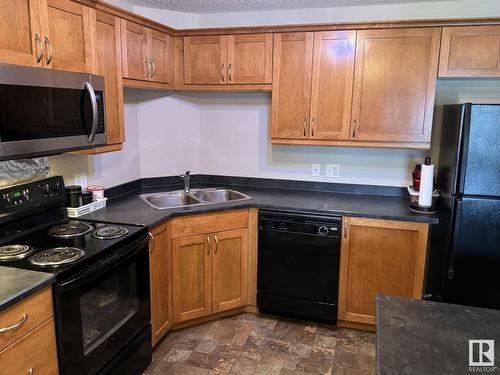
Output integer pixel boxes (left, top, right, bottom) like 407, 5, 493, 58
0, 274, 54, 313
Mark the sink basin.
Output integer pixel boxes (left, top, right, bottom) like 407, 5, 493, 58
140, 188, 250, 209
140, 191, 202, 209
191, 189, 250, 203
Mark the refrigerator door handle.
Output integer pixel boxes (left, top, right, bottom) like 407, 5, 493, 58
447, 198, 463, 280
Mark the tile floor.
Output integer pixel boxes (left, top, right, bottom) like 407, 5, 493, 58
143, 313, 376, 374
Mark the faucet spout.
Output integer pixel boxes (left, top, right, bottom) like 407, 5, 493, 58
180, 170, 191, 193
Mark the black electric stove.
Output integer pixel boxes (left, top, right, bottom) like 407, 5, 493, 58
0, 176, 152, 375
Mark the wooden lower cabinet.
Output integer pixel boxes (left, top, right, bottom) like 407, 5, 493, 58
0, 287, 58, 374
172, 234, 212, 323
149, 223, 173, 347
171, 210, 251, 324
338, 217, 429, 325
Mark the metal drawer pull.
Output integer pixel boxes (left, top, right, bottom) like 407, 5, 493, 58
0, 313, 28, 333
28, 369, 33, 375
145, 58, 152, 78
44, 37, 53, 65
34, 34, 43, 63
228, 63, 232, 82
206, 236, 211, 254
214, 236, 219, 254
148, 232, 155, 242
150, 58, 156, 78
221, 64, 225, 82
352, 120, 357, 138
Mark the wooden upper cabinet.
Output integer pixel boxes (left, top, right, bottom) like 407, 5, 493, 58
338, 217, 429, 326
42, 0, 93, 72
439, 26, 500, 77
172, 234, 212, 323
0, 0, 44, 67
121, 20, 148, 80
271, 32, 314, 139
184, 36, 227, 84
94, 11, 124, 147
351, 28, 440, 144
227, 34, 273, 84
212, 229, 248, 313
148, 30, 172, 83
149, 224, 172, 346
309, 31, 356, 141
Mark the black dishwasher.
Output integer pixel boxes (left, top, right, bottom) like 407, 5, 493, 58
257, 210, 342, 324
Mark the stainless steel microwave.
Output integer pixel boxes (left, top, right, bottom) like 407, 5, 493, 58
0, 64, 106, 161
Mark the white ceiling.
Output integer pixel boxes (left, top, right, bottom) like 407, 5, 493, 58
127, 0, 452, 13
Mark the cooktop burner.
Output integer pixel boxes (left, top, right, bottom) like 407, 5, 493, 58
29, 247, 85, 267
92, 226, 129, 240
48, 223, 93, 238
0, 245, 36, 261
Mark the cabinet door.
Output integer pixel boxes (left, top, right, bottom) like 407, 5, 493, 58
439, 26, 500, 77
95, 11, 124, 146
212, 229, 248, 313
121, 19, 148, 80
227, 33, 273, 84
338, 217, 429, 325
149, 224, 172, 346
148, 29, 172, 83
172, 234, 212, 323
309, 31, 355, 141
184, 36, 227, 84
42, 0, 93, 72
271, 32, 314, 139
351, 28, 440, 143
0, 0, 43, 67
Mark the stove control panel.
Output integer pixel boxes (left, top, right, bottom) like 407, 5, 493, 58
0, 176, 67, 221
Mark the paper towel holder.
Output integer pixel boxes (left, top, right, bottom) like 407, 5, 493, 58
408, 186, 439, 213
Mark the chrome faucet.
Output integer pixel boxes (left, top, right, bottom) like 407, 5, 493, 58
180, 170, 191, 193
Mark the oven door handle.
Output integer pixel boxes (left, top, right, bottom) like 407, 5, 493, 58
57, 235, 149, 291
83, 81, 98, 143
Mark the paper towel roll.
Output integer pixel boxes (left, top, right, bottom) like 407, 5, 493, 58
418, 161, 434, 207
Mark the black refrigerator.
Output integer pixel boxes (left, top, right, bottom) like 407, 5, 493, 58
426, 103, 500, 309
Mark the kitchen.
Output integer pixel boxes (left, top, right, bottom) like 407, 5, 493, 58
0, 0, 499, 374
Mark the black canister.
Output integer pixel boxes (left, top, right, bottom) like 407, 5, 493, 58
66, 185, 83, 208
82, 191, 93, 205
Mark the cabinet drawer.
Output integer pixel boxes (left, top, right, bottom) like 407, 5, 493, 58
0, 287, 53, 351
171, 209, 249, 238
0, 317, 59, 375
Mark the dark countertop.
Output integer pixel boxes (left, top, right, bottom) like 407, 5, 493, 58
81, 184, 439, 228
0, 267, 54, 312
376, 295, 500, 375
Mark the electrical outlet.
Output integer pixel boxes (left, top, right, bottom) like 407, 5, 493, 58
326, 164, 340, 178
74, 173, 88, 188
311, 164, 321, 177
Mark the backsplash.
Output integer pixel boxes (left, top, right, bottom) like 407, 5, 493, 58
0, 158, 49, 187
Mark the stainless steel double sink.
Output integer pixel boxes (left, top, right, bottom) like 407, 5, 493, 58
140, 188, 251, 209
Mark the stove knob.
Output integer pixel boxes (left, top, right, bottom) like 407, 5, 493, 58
41, 183, 50, 195
318, 226, 329, 235
51, 183, 60, 193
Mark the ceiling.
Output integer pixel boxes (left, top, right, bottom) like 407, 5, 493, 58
127, 0, 451, 13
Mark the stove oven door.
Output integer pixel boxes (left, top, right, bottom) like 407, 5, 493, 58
53, 235, 151, 375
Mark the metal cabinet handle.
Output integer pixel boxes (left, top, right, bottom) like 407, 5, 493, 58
44, 36, 53, 65
311, 118, 315, 137
145, 58, 151, 78
228, 63, 232, 82
303, 118, 307, 137
214, 236, 219, 254
0, 314, 28, 333
28, 369, 33, 375
352, 120, 357, 138
34, 34, 43, 63
83, 81, 98, 143
150, 58, 156, 78
221, 64, 225, 82
206, 236, 211, 254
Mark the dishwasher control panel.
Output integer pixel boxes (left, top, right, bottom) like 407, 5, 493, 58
259, 211, 341, 238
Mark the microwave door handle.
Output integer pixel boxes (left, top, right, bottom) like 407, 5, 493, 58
83, 81, 98, 143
